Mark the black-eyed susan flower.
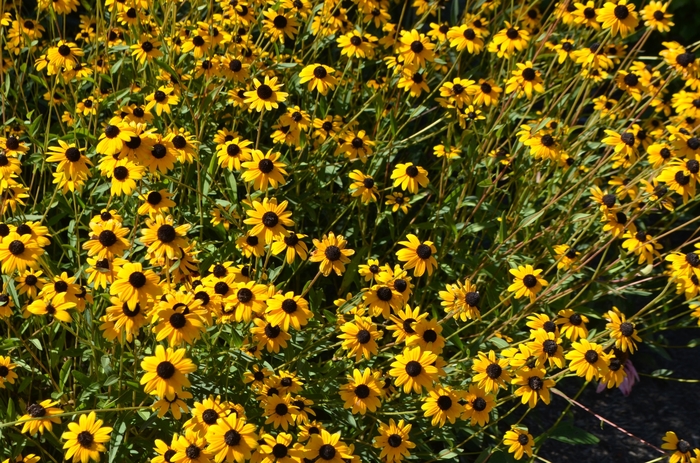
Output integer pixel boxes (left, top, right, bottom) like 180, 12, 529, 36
145, 86, 179, 116
241, 150, 288, 191
304, 429, 352, 463
244, 76, 288, 112
18, 400, 62, 435
298, 64, 337, 95
472, 350, 511, 393
389, 346, 438, 393
108, 159, 144, 196
127, 34, 160, 63
271, 232, 308, 264
641, 1, 673, 32
310, 232, 355, 276
363, 284, 401, 318
398, 29, 435, 67
621, 229, 663, 265
507, 264, 547, 302
596, 0, 639, 38
140, 345, 196, 398
223, 280, 268, 323
258, 432, 302, 462
337, 130, 374, 162
388, 305, 428, 343
97, 121, 135, 156
101, 297, 148, 343
556, 309, 589, 341
421, 385, 463, 427
27, 298, 75, 323
396, 234, 437, 277
348, 170, 378, 204
339, 315, 381, 361
187, 396, 230, 435
264, 394, 298, 430
243, 198, 294, 245
337, 30, 376, 59
154, 298, 205, 347
661, 431, 694, 463
251, 318, 290, 353
110, 262, 161, 307
82, 220, 129, 259
262, 8, 299, 42
339, 368, 382, 415
397, 70, 430, 97
0, 232, 42, 273
490, 23, 530, 58
386, 192, 411, 213
0, 356, 18, 388
46, 140, 92, 181
512, 368, 554, 407
205, 412, 258, 463
566, 339, 610, 381
61, 412, 112, 463
236, 233, 266, 258
217, 137, 253, 171
151, 435, 179, 463
138, 189, 176, 216
605, 308, 642, 353
446, 25, 484, 53
391, 163, 429, 193
141, 214, 190, 261
505, 61, 544, 99
438, 279, 480, 321
463, 384, 496, 426
266, 292, 312, 331
503, 428, 534, 460
172, 429, 212, 463
406, 318, 444, 354
46, 40, 83, 72
527, 329, 565, 368
373, 419, 415, 463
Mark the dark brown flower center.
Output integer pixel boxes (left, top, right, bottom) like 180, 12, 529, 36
156, 361, 175, 379
405, 360, 422, 377
522, 274, 538, 288
324, 245, 341, 261
256, 84, 273, 100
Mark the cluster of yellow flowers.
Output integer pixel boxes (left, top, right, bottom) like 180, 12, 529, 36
2, 0, 700, 461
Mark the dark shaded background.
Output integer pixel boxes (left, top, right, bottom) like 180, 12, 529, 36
526, 328, 700, 462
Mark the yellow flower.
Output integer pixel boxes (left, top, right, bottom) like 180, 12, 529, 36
565, 339, 610, 381
139, 345, 197, 398
61, 412, 112, 463
507, 264, 547, 302
310, 232, 355, 276
661, 431, 695, 463
389, 346, 439, 393
472, 350, 511, 393
244, 76, 288, 112
241, 150, 288, 191
396, 234, 437, 277
339, 368, 382, 415
298, 64, 337, 95
243, 197, 294, 245
512, 368, 554, 407
503, 428, 534, 460
596, 0, 639, 38
373, 419, 415, 463
18, 400, 62, 435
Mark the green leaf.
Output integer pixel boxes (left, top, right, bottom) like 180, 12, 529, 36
490, 337, 510, 349
60, 359, 73, 392
549, 423, 600, 445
